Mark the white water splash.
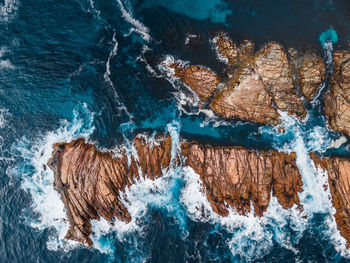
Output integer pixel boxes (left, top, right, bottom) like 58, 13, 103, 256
12, 104, 95, 252
116, 0, 151, 42
86, 121, 183, 255
0, 0, 18, 22
260, 111, 350, 258
210, 34, 229, 64
180, 166, 303, 261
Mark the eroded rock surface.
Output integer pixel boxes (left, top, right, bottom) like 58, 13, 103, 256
168, 62, 220, 101
325, 50, 350, 137
311, 154, 350, 247
211, 42, 307, 123
182, 142, 303, 216
48, 136, 171, 246
165, 33, 328, 125
213, 32, 254, 66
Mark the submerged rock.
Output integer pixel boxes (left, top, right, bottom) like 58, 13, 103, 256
48, 136, 172, 246
182, 142, 303, 216
325, 50, 350, 137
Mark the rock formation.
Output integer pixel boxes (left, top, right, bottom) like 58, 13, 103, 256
212, 32, 254, 66
211, 41, 307, 123
325, 50, 350, 137
166, 33, 326, 125
167, 62, 220, 101
311, 154, 350, 247
289, 50, 325, 101
48, 136, 172, 246
182, 142, 303, 216
49, 136, 308, 246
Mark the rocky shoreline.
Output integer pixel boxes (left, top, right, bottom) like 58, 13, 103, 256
48, 33, 350, 247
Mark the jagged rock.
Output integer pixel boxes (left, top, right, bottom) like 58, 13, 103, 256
168, 62, 220, 101
289, 50, 325, 101
48, 136, 172, 246
166, 34, 329, 125
182, 142, 303, 216
325, 50, 350, 137
211, 42, 306, 124
311, 154, 350, 247
212, 32, 254, 66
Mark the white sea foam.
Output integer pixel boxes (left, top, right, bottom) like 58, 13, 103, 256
0, 0, 18, 22
210, 34, 229, 64
260, 111, 350, 258
12, 104, 95, 251
330, 136, 347, 149
136, 45, 162, 78
158, 55, 202, 109
115, 0, 151, 42
104, 33, 119, 87
184, 34, 198, 45
180, 166, 302, 261
88, 0, 101, 19
86, 121, 183, 255
0, 47, 15, 70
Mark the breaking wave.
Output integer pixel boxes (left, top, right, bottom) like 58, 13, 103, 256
260, 111, 350, 258
12, 104, 95, 252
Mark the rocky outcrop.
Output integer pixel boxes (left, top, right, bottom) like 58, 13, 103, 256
325, 50, 350, 137
168, 62, 220, 101
165, 33, 327, 125
213, 32, 254, 66
311, 154, 350, 247
289, 49, 325, 101
48, 136, 172, 246
182, 142, 303, 216
210, 42, 306, 124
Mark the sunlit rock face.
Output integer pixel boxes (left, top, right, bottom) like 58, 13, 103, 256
182, 142, 303, 217
168, 62, 220, 101
325, 50, 350, 137
166, 33, 326, 125
48, 136, 172, 246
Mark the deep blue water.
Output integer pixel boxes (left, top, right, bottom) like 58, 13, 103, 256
1, 0, 350, 262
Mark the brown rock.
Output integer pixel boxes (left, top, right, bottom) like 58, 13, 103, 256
311, 154, 350, 247
299, 55, 325, 101
168, 62, 220, 101
48, 136, 172, 246
182, 142, 303, 216
289, 50, 325, 101
213, 32, 254, 66
211, 42, 306, 124
325, 50, 350, 137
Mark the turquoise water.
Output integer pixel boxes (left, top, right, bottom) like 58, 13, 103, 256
1, 0, 350, 262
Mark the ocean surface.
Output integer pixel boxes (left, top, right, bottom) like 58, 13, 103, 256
1, 0, 350, 262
